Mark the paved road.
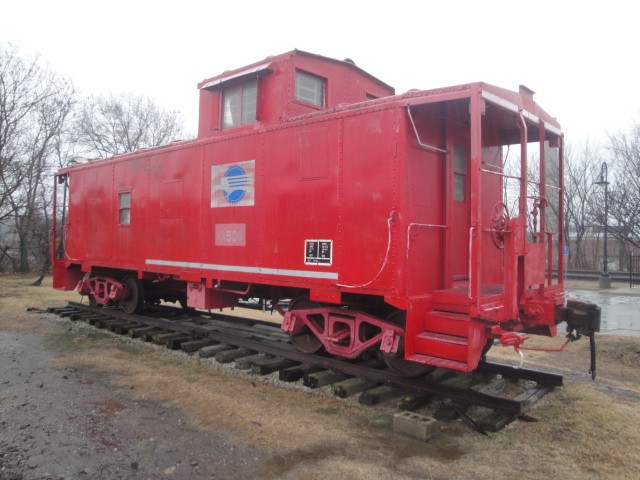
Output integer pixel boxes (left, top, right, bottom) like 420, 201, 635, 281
567, 287, 640, 337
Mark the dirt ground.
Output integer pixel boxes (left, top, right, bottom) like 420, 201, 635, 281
1, 275, 640, 480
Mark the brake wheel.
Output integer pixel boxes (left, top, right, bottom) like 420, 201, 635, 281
490, 202, 509, 249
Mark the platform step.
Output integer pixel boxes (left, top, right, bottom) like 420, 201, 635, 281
412, 310, 486, 371
431, 287, 471, 314
431, 284, 504, 314
408, 353, 470, 372
424, 311, 471, 337
417, 331, 468, 346
414, 332, 469, 364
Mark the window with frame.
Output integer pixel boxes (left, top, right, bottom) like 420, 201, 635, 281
453, 146, 466, 202
295, 70, 325, 107
118, 191, 131, 225
222, 79, 257, 129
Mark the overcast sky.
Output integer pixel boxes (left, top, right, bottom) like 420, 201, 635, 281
1, 0, 638, 145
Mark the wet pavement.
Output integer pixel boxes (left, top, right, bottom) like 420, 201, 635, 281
567, 287, 640, 337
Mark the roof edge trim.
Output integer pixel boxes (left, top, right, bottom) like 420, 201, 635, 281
199, 62, 274, 90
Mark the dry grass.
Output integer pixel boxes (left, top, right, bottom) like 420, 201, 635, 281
0, 274, 75, 332
2, 274, 640, 479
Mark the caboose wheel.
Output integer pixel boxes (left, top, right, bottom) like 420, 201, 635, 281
289, 297, 324, 354
88, 294, 98, 307
380, 311, 436, 378
121, 276, 145, 314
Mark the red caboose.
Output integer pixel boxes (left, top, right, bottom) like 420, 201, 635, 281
52, 50, 599, 376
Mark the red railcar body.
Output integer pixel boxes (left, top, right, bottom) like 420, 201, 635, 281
52, 50, 599, 375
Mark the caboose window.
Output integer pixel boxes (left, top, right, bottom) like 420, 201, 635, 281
453, 146, 467, 202
118, 192, 131, 225
295, 71, 325, 107
222, 79, 257, 129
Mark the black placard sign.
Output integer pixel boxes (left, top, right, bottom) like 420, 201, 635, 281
305, 239, 332, 266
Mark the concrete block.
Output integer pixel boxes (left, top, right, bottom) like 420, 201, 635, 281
599, 275, 612, 289
393, 411, 437, 441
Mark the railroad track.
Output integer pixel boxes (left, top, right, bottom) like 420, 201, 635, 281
43, 301, 563, 436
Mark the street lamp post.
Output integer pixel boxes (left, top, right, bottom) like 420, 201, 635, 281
595, 162, 611, 288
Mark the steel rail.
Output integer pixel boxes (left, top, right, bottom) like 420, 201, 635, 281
63, 302, 559, 413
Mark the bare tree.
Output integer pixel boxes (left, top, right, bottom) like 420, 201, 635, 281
564, 139, 602, 269
605, 118, 640, 248
0, 44, 75, 273
500, 136, 605, 270
74, 93, 184, 158
1, 45, 185, 274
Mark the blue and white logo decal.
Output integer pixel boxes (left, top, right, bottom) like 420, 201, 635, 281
211, 160, 255, 208
222, 165, 249, 204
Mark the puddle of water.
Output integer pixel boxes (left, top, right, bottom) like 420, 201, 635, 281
567, 289, 640, 336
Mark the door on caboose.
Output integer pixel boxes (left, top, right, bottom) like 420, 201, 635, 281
448, 133, 471, 283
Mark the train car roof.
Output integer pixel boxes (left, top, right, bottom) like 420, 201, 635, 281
287, 81, 561, 134
197, 49, 395, 93
57, 80, 560, 176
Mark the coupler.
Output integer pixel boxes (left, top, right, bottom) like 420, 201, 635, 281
558, 299, 601, 380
